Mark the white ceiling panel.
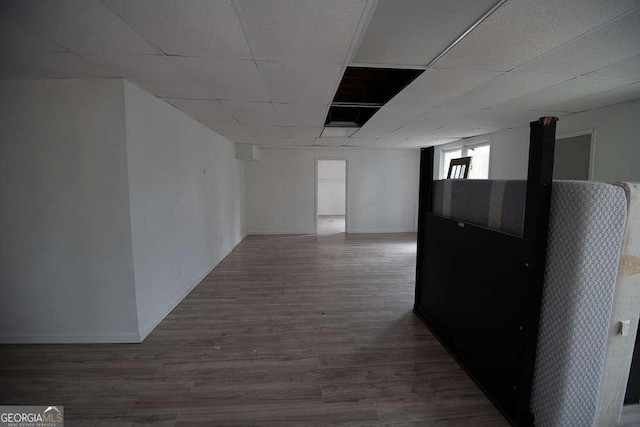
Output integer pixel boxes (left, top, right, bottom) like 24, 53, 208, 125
389, 68, 502, 107
589, 55, 640, 80
103, 0, 252, 59
393, 107, 473, 137
275, 103, 328, 127
165, 99, 235, 123
260, 62, 343, 104
220, 101, 279, 126
440, 72, 572, 111
203, 120, 252, 137
435, 0, 640, 71
544, 82, 640, 112
0, 57, 54, 80
280, 127, 323, 138
0, 21, 67, 59
8, 52, 115, 78
489, 76, 636, 113
237, 0, 367, 63
84, 53, 213, 98
395, 137, 461, 149
354, 0, 497, 65
243, 123, 284, 137
442, 109, 567, 131
517, 9, 640, 76
0, 0, 156, 54
354, 105, 430, 137
172, 57, 270, 102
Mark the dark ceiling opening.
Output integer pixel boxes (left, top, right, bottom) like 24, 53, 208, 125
325, 67, 423, 128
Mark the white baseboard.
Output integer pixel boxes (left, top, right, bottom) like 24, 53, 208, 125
0, 333, 141, 344
247, 231, 314, 235
347, 229, 417, 233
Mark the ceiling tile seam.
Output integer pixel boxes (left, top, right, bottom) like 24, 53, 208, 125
98, 0, 234, 117
507, 4, 640, 74
1, 20, 72, 54
537, 80, 640, 113
318, 0, 379, 137
427, 0, 509, 68
230, 0, 280, 127
587, 54, 640, 77
343, 0, 380, 65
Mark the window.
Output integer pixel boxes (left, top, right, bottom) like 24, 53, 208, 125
441, 142, 490, 179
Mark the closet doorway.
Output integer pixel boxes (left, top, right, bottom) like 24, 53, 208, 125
315, 159, 347, 234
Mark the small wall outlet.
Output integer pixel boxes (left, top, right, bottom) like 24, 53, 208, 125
620, 320, 631, 336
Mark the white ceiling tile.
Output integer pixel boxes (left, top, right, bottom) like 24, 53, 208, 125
172, 57, 270, 102
0, 52, 115, 79
275, 103, 328, 126
320, 127, 359, 138
243, 123, 284, 137
237, 0, 367, 63
544, 81, 640, 112
451, 109, 568, 130
0, 21, 67, 59
354, 105, 429, 137
220, 101, 279, 126
440, 72, 572, 111
279, 137, 317, 146
203, 120, 252, 137
517, 9, 640, 76
490, 76, 636, 113
393, 107, 473, 137
588, 55, 640, 80
0, 0, 156, 54
0, 58, 52, 80
260, 61, 342, 104
395, 137, 461, 149
435, 0, 640, 71
165, 99, 235, 123
280, 126, 323, 138
103, 0, 252, 59
83, 53, 212, 98
354, 0, 497, 65
389, 69, 502, 107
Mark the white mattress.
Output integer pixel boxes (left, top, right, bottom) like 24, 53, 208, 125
531, 181, 628, 426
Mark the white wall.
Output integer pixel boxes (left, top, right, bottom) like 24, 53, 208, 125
246, 148, 420, 234
317, 160, 346, 215
0, 79, 246, 343
0, 79, 139, 342
124, 82, 245, 339
434, 99, 640, 181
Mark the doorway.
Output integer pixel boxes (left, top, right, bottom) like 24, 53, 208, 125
554, 131, 595, 180
316, 159, 347, 234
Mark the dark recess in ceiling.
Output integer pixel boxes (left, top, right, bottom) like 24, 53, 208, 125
325, 67, 424, 128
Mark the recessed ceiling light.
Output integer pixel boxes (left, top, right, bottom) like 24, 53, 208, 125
321, 127, 359, 138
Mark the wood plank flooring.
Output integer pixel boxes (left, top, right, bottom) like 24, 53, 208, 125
0, 232, 507, 426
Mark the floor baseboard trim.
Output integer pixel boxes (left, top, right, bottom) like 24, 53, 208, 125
0, 333, 141, 344
137, 236, 246, 341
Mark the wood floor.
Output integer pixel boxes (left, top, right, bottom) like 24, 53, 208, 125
0, 232, 507, 426
317, 215, 346, 234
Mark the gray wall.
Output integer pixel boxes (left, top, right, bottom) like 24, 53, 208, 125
0, 79, 139, 342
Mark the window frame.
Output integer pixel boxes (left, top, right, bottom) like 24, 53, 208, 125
440, 140, 491, 179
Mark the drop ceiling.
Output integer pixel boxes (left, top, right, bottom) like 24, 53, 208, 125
1, 0, 639, 149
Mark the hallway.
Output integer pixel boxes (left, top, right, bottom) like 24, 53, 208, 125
0, 233, 506, 425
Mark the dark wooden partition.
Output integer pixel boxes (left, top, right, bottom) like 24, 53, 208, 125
414, 117, 557, 426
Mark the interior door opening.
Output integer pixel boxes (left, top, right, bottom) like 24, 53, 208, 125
316, 159, 347, 235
